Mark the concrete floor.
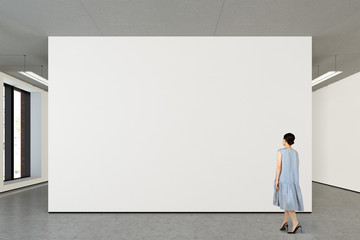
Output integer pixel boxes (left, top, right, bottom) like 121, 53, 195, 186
0, 182, 359, 240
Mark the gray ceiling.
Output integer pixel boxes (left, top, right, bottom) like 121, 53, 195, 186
1, 0, 360, 91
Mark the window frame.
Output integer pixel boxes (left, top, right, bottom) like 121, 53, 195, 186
3, 83, 31, 181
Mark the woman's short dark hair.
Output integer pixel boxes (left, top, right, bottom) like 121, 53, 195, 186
284, 133, 295, 145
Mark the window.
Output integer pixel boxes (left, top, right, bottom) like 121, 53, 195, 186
3, 84, 31, 181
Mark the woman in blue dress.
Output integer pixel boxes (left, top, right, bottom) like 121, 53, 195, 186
273, 133, 304, 234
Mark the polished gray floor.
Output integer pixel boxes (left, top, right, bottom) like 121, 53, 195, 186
0, 182, 359, 240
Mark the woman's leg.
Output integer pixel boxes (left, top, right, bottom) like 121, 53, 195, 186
282, 210, 289, 224
288, 211, 299, 231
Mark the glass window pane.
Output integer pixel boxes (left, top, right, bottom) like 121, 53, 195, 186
13, 90, 21, 179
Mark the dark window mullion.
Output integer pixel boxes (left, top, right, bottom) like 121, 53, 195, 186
24, 91, 31, 177
4, 84, 14, 181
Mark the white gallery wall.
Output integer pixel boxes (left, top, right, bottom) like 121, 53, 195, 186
49, 37, 312, 212
313, 72, 360, 192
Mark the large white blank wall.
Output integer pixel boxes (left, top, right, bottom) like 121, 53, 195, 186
49, 37, 312, 212
313, 72, 360, 192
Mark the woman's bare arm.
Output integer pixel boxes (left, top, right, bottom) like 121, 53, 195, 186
276, 151, 282, 182
298, 152, 300, 168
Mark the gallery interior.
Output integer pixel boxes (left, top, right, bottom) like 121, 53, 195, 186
0, 1, 359, 239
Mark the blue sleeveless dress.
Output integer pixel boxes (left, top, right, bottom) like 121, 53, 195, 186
273, 147, 304, 211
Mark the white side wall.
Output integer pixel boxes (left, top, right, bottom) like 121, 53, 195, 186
49, 36, 312, 212
313, 72, 360, 192
31, 92, 42, 177
0, 72, 48, 192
